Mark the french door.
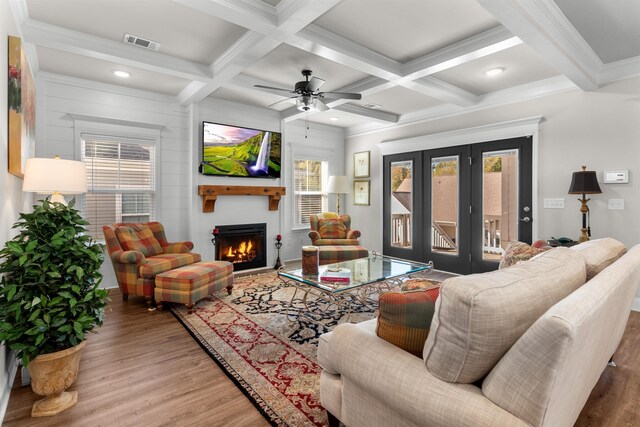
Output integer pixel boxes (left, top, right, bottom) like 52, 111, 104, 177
384, 137, 533, 274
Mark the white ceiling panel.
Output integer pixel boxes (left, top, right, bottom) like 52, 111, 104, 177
211, 87, 293, 112
432, 44, 560, 95
555, 0, 640, 63
314, 0, 498, 62
27, 0, 247, 64
36, 46, 190, 95
355, 85, 443, 115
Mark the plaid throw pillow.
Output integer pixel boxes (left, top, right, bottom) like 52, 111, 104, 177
317, 218, 347, 239
376, 286, 440, 357
499, 241, 550, 269
115, 226, 163, 257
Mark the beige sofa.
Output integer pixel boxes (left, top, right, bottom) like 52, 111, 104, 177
318, 238, 640, 427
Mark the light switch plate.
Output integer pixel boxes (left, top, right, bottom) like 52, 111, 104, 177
543, 198, 565, 209
608, 199, 624, 210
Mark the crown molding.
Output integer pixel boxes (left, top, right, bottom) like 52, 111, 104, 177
378, 116, 544, 156
599, 56, 640, 84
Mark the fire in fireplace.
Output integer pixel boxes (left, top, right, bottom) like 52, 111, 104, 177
215, 223, 266, 271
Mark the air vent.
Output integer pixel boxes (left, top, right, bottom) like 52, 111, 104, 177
361, 103, 382, 109
123, 33, 161, 51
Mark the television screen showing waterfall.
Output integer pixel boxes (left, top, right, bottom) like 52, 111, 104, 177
201, 122, 282, 178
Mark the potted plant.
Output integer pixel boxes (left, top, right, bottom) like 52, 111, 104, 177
0, 199, 108, 417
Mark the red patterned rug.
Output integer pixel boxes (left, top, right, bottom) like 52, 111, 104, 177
171, 272, 377, 426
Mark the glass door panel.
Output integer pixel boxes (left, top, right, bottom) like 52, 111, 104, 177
482, 149, 519, 261
390, 160, 413, 249
431, 156, 459, 256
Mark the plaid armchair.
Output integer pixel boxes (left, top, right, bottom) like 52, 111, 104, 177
308, 212, 361, 246
103, 222, 201, 306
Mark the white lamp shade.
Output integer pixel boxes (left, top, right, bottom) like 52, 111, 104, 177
23, 157, 87, 195
327, 175, 350, 194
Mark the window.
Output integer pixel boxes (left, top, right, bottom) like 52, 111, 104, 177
82, 134, 156, 238
293, 159, 328, 226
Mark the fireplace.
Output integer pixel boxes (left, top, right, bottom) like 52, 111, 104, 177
215, 223, 266, 271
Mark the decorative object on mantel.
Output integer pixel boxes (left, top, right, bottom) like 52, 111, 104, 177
326, 176, 350, 214
353, 151, 370, 178
197, 185, 286, 212
274, 234, 283, 269
568, 165, 602, 242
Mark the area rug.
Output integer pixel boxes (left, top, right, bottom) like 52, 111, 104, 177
171, 272, 378, 426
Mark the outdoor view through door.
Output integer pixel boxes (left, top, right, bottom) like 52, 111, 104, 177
383, 137, 532, 274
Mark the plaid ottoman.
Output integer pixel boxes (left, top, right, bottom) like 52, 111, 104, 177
155, 261, 234, 313
319, 245, 369, 265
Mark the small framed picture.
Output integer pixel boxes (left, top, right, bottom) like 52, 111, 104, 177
353, 151, 370, 178
353, 180, 370, 206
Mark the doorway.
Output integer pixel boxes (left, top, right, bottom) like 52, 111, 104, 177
383, 137, 532, 274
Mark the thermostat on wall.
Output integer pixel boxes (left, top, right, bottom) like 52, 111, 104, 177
603, 170, 629, 184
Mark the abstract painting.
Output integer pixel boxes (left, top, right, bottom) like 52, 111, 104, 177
8, 35, 35, 178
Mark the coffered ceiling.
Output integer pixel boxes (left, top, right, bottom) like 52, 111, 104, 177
11, 0, 640, 136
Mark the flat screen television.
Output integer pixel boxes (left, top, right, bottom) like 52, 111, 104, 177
201, 121, 281, 178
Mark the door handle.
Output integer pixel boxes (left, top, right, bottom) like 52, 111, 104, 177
519, 217, 531, 223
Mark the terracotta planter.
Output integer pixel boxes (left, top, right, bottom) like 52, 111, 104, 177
28, 340, 87, 417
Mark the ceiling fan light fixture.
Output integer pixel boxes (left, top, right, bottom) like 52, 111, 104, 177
485, 67, 505, 77
296, 96, 316, 111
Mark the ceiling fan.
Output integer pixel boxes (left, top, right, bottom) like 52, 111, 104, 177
254, 69, 362, 112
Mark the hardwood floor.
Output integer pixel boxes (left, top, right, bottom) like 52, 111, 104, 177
4, 285, 640, 426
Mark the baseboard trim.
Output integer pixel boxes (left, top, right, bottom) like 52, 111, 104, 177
632, 298, 640, 312
0, 350, 19, 424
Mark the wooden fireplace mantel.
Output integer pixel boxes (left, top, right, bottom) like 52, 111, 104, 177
197, 185, 286, 213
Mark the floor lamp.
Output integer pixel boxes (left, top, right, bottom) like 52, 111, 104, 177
568, 165, 602, 242
327, 175, 350, 215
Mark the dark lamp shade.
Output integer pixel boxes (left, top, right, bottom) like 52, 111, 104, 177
568, 169, 602, 194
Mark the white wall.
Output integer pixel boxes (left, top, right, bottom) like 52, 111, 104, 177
1, 1, 34, 420
38, 73, 191, 288
191, 97, 346, 265
346, 76, 640, 303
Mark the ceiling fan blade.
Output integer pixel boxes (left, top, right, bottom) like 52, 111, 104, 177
314, 98, 330, 112
320, 91, 362, 100
268, 97, 297, 108
306, 77, 325, 92
254, 84, 295, 96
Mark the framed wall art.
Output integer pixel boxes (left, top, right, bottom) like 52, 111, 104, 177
354, 180, 370, 206
353, 151, 370, 178
8, 35, 36, 178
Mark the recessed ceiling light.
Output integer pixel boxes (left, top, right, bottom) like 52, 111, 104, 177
330, 117, 339, 121
113, 70, 130, 78
485, 67, 505, 77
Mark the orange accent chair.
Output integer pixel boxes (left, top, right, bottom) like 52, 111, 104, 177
103, 222, 201, 306
308, 212, 361, 246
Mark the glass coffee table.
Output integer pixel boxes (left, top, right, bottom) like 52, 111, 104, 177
278, 252, 433, 324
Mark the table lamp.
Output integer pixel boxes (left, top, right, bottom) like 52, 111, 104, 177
327, 175, 350, 215
568, 165, 602, 242
23, 156, 87, 205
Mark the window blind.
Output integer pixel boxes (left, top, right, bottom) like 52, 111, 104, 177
82, 134, 156, 238
293, 159, 327, 226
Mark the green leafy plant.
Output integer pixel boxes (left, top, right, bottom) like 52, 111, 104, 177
0, 200, 109, 366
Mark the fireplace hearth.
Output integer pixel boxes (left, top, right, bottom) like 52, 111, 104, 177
214, 223, 266, 271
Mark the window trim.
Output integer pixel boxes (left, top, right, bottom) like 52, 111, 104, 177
292, 158, 329, 229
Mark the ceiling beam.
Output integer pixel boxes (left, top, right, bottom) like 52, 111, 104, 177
175, 0, 341, 105
21, 19, 214, 82
173, 0, 277, 34
400, 77, 478, 107
476, 0, 601, 90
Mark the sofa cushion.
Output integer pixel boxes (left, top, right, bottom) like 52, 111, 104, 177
499, 241, 550, 269
116, 226, 163, 257
423, 247, 586, 383
318, 218, 347, 239
376, 286, 440, 357
139, 253, 202, 279
401, 278, 441, 291
570, 237, 626, 280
